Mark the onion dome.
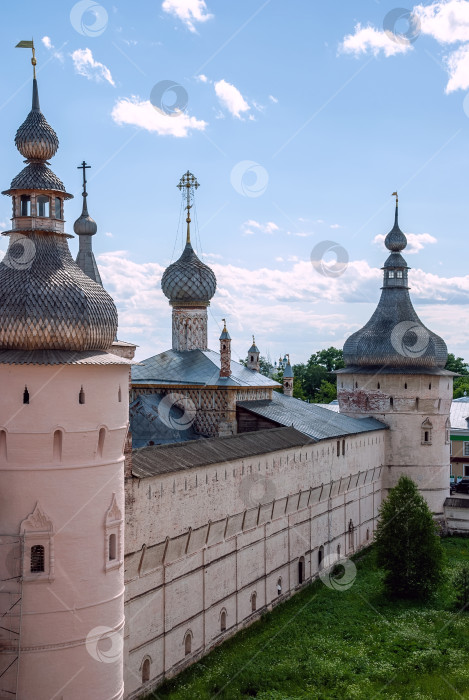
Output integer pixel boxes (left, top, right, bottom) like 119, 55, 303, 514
161, 241, 216, 305
74, 198, 97, 236
283, 357, 294, 378
343, 198, 447, 370
74, 162, 102, 286
15, 79, 59, 161
0, 76, 117, 352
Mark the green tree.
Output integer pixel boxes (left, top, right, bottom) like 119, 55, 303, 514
313, 380, 337, 403
293, 347, 344, 402
374, 476, 444, 599
445, 353, 469, 375
452, 565, 469, 611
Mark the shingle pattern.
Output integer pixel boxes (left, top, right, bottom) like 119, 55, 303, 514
161, 242, 216, 304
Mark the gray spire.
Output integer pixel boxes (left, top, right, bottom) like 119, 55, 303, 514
74, 161, 102, 286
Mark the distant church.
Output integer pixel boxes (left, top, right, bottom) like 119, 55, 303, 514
0, 62, 459, 700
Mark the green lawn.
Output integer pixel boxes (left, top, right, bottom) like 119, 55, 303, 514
149, 537, 469, 700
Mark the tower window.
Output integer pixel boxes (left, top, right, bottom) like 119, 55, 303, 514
429, 383, 432, 390
20, 195, 30, 216
79, 387, 85, 404
30, 545, 45, 573
142, 658, 150, 684
184, 632, 192, 656
251, 592, 257, 612
98, 427, 106, 457
388, 271, 395, 279
54, 197, 62, 219
405, 383, 407, 389
277, 578, 282, 596
251, 355, 254, 362
298, 556, 305, 584
421, 419, 433, 445
118, 386, 122, 403
348, 520, 355, 550
390, 397, 393, 407
342, 439, 345, 456
220, 610, 227, 632
37, 195, 50, 217
108, 533, 117, 561
397, 271, 403, 278
53, 430, 62, 462
337, 441, 340, 457
23, 387, 29, 404
377, 382, 380, 389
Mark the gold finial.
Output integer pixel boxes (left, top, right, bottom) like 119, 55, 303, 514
222, 318, 227, 332
177, 170, 199, 245
391, 191, 398, 205
16, 39, 36, 79
252, 334, 255, 344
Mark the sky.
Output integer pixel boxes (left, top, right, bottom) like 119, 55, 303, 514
1, 0, 469, 364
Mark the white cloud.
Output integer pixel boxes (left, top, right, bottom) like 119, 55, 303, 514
414, 0, 469, 43
340, 23, 413, 57
242, 220, 279, 236
111, 96, 207, 137
105, 232, 113, 238
330, 223, 341, 229
162, 0, 213, 32
373, 232, 437, 254
269, 95, 278, 103
196, 73, 209, 82
445, 43, 469, 91
214, 79, 250, 119
42, 36, 52, 50
71, 48, 115, 86
41, 35, 64, 62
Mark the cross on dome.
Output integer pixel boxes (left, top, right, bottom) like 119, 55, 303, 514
177, 171, 199, 244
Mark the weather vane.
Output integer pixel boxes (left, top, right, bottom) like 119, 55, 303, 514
16, 39, 36, 78
392, 191, 398, 205
177, 171, 199, 244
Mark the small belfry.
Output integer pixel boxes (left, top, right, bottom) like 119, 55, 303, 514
283, 354, 294, 396
74, 160, 102, 285
247, 336, 260, 371
219, 319, 231, 378
161, 171, 217, 351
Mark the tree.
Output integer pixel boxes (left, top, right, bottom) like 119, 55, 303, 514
453, 565, 469, 611
374, 476, 444, 599
313, 380, 337, 404
445, 353, 469, 375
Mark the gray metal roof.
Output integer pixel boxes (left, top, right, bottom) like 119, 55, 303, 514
132, 348, 280, 387
343, 205, 447, 371
0, 349, 133, 365
450, 398, 469, 428
131, 426, 309, 478
130, 393, 200, 448
237, 392, 386, 441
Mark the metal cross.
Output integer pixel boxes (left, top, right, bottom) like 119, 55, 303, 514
78, 161, 91, 197
177, 171, 199, 216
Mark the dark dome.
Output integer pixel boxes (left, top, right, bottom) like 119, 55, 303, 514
161, 242, 216, 305
9, 162, 66, 192
14, 79, 59, 161
343, 204, 447, 369
0, 232, 117, 351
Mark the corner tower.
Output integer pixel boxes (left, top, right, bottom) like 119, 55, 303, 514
161, 171, 216, 351
0, 50, 130, 700
337, 195, 453, 515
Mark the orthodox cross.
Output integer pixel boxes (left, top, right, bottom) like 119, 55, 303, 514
78, 161, 91, 198
177, 171, 199, 244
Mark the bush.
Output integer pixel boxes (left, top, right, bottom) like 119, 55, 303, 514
452, 564, 469, 611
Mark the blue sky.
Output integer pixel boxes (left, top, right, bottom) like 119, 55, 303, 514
1, 0, 469, 364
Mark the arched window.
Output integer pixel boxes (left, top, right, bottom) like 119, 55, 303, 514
251, 592, 257, 612
118, 386, 122, 403
23, 387, 29, 405
20, 195, 30, 216
79, 386, 85, 405
298, 556, 305, 584
53, 430, 62, 462
30, 545, 45, 573
142, 658, 150, 683
184, 631, 192, 656
37, 195, 50, 217
348, 520, 355, 550
421, 418, 433, 445
251, 355, 254, 362
277, 578, 282, 596
98, 428, 106, 458
318, 546, 324, 569
220, 610, 227, 632
54, 197, 62, 219
108, 533, 117, 561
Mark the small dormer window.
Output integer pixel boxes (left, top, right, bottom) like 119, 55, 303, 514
37, 195, 50, 217
20, 195, 31, 216
397, 270, 403, 278
388, 271, 395, 279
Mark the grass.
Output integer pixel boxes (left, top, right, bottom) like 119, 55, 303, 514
148, 537, 469, 700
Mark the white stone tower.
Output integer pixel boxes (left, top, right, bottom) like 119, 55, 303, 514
0, 54, 130, 699
337, 195, 453, 515
161, 171, 217, 351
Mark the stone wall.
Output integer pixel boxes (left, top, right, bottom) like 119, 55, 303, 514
123, 430, 385, 697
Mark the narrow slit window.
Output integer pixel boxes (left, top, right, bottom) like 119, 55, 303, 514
142, 658, 150, 683
220, 610, 226, 632
336, 441, 340, 457
79, 387, 85, 404
118, 386, 122, 403
98, 428, 106, 457
30, 544, 45, 573
251, 592, 257, 612
108, 533, 117, 561
184, 633, 191, 656
23, 387, 29, 404
53, 430, 62, 462
342, 439, 345, 456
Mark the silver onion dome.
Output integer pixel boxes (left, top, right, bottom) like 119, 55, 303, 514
342, 200, 447, 370
15, 79, 59, 161
161, 241, 217, 305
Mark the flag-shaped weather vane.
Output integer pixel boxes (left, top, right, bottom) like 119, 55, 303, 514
16, 39, 36, 77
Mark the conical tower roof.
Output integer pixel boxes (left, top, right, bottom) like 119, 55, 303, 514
342, 199, 447, 371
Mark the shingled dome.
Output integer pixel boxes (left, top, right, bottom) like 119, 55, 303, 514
15, 79, 59, 161
343, 202, 448, 370
161, 241, 217, 305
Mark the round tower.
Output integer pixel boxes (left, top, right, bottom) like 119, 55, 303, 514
337, 195, 453, 515
161, 171, 216, 352
0, 61, 130, 700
